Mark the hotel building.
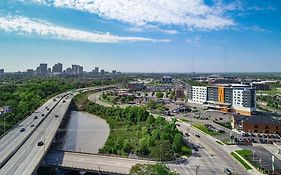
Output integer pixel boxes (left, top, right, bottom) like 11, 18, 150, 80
187, 84, 256, 116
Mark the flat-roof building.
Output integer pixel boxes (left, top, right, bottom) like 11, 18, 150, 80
187, 84, 256, 115
232, 114, 281, 134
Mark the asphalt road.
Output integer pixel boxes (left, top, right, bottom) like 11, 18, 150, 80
0, 93, 74, 175
44, 150, 155, 175
175, 120, 250, 175
0, 92, 69, 168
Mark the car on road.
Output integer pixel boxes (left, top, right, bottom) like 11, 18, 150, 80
224, 168, 232, 175
20, 128, 25, 132
34, 116, 38, 119
194, 147, 199, 152
30, 124, 35, 127
41, 114, 45, 117
195, 134, 201, 138
37, 141, 44, 146
63, 100, 66, 103
55, 115, 59, 118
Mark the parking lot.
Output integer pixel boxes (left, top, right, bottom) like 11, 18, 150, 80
236, 132, 281, 144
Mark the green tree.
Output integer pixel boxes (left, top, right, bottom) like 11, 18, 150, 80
130, 164, 178, 175
156, 92, 164, 99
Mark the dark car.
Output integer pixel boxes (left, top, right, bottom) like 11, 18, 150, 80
55, 115, 59, 118
37, 141, 44, 146
30, 124, 35, 127
41, 114, 45, 117
63, 100, 66, 103
195, 134, 201, 138
194, 147, 199, 152
34, 116, 38, 119
20, 128, 25, 132
224, 168, 232, 175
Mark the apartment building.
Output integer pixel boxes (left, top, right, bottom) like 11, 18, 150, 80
187, 85, 256, 115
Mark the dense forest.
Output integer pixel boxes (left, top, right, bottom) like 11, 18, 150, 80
76, 95, 191, 161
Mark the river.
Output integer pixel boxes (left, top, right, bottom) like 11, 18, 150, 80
57, 111, 110, 153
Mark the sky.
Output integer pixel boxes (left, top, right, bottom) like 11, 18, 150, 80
0, 0, 280, 73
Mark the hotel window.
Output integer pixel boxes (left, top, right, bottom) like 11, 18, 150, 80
254, 125, 258, 128
265, 126, 269, 129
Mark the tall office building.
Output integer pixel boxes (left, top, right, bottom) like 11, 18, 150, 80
38, 64, 48, 75
112, 70, 117, 74
94, 67, 99, 73
72, 64, 83, 75
78, 65, 83, 74
100, 69, 105, 75
52, 63, 63, 74
0, 69, 4, 75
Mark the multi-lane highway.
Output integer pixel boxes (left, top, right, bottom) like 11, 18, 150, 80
0, 92, 69, 168
0, 86, 115, 175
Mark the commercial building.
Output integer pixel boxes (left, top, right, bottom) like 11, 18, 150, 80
52, 63, 63, 74
162, 76, 172, 83
250, 82, 271, 90
38, 64, 48, 75
72, 65, 83, 75
187, 86, 207, 104
175, 87, 185, 98
0, 106, 12, 117
187, 84, 256, 115
232, 115, 281, 134
0, 69, 4, 75
128, 82, 145, 91
26, 69, 34, 74
93, 67, 99, 73
100, 70, 105, 75
112, 70, 117, 74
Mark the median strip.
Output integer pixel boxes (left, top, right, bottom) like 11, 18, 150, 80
230, 150, 253, 170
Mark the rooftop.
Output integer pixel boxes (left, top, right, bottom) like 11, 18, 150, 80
233, 114, 281, 125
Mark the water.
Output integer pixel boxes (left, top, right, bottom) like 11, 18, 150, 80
58, 111, 110, 153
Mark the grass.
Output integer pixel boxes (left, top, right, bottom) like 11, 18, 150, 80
231, 151, 252, 170
216, 140, 224, 145
213, 121, 232, 129
258, 89, 281, 96
180, 118, 190, 123
192, 124, 222, 136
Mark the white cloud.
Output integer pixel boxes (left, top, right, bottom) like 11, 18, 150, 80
186, 35, 201, 46
24, 0, 236, 30
0, 15, 169, 43
126, 25, 179, 35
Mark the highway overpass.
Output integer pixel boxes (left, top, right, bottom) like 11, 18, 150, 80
0, 86, 115, 175
43, 150, 155, 175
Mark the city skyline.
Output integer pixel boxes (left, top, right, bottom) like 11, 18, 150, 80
0, 0, 281, 72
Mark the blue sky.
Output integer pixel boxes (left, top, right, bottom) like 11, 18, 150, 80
0, 0, 280, 73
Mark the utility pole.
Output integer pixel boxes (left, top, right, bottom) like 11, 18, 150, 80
195, 165, 200, 175
224, 45, 227, 74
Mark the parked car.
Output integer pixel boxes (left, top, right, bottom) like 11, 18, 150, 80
20, 128, 25, 132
